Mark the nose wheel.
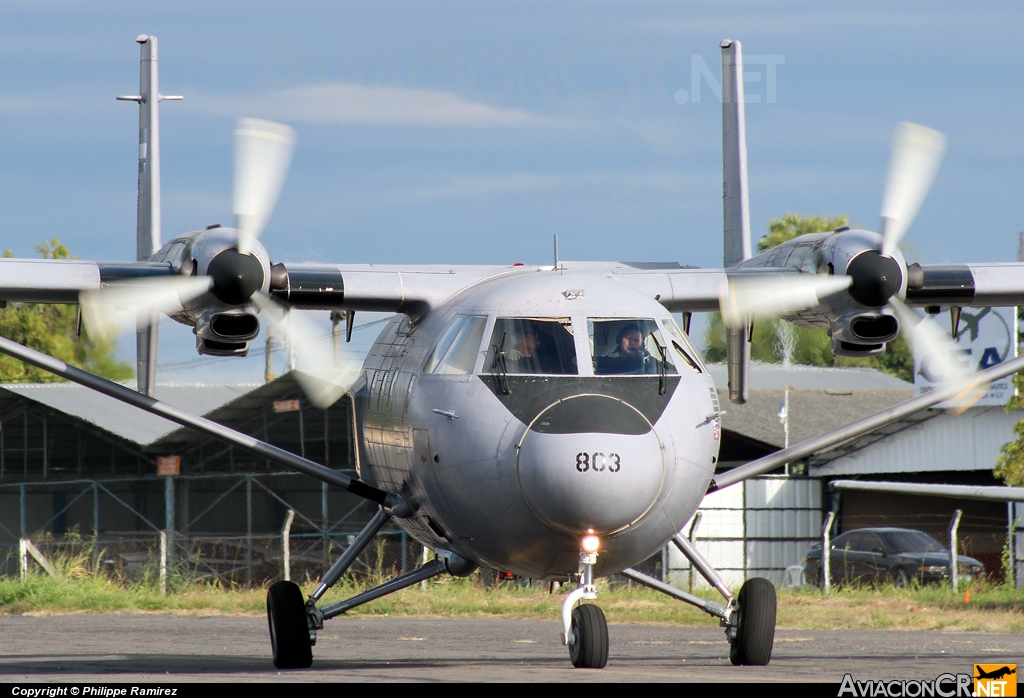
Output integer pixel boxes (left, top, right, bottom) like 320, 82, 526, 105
568, 603, 609, 668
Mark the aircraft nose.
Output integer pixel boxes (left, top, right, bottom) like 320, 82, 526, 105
515, 395, 665, 535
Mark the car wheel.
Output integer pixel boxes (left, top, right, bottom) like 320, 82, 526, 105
892, 569, 909, 589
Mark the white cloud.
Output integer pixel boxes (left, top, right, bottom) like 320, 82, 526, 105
0, 97, 66, 113
391, 170, 712, 202
194, 83, 551, 128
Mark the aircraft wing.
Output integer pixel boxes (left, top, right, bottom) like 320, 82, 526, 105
904, 262, 1024, 308
1, 257, 1021, 317
0, 259, 172, 303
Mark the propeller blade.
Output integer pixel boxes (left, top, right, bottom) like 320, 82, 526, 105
888, 297, 984, 411
79, 276, 212, 343
252, 294, 362, 408
719, 274, 852, 329
880, 122, 946, 257
233, 118, 296, 255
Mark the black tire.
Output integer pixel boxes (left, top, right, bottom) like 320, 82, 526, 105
729, 577, 777, 666
892, 568, 909, 589
569, 604, 609, 669
267, 580, 313, 669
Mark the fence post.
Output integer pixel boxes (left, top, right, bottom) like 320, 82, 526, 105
164, 476, 175, 571
246, 475, 253, 587
282, 509, 295, 582
158, 530, 167, 595
18, 538, 27, 581
687, 512, 702, 593
321, 482, 329, 570
19, 483, 26, 538
92, 482, 100, 574
822, 511, 836, 594
401, 531, 408, 575
1007, 502, 1016, 589
949, 509, 963, 593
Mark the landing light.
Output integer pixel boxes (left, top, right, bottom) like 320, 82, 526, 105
581, 531, 600, 553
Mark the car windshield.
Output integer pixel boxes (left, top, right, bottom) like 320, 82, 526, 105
879, 530, 947, 554
483, 317, 578, 375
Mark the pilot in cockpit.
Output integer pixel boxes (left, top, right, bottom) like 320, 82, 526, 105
505, 322, 543, 369
598, 323, 655, 374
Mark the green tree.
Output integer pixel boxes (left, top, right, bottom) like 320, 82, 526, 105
995, 357, 1024, 486
757, 213, 849, 252
0, 239, 133, 383
704, 214, 914, 382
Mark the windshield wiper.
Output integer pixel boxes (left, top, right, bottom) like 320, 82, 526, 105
653, 339, 668, 395
491, 330, 511, 395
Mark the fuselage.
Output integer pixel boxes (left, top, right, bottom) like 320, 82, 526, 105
353, 270, 720, 579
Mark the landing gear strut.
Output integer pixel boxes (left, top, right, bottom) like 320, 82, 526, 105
620, 533, 776, 666
265, 501, 477, 669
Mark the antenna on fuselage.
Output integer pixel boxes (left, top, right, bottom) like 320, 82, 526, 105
553, 233, 560, 272
116, 35, 182, 397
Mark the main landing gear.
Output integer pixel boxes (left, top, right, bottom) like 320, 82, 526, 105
266, 502, 478, 669
620, 534, 777, 666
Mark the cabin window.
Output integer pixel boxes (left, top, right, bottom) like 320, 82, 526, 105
483, 317, 577, 375
423, 315, 487, 375
588, 318, 676, 376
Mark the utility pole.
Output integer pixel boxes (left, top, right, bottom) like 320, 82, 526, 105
117, 36, 181, 398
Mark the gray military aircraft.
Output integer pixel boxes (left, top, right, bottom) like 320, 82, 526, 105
1, 35, 1023, 671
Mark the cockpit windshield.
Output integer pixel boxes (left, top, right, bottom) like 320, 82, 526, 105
588, 318, 676, 376
484, 317, 577, 375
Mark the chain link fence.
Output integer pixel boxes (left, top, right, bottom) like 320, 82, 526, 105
3, 527, 429, 588
2, 473, 1019, 592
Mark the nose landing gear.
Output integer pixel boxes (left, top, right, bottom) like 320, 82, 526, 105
562, 546, 609, 668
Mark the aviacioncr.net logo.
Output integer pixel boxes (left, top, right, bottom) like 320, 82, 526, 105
838, 673, 974, 697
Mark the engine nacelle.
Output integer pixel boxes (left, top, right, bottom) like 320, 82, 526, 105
737, 227, 908, 359
149, 225, 272, 356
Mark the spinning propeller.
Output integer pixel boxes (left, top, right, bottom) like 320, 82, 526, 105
719, 122, 981, 403
80, 119, 361, 408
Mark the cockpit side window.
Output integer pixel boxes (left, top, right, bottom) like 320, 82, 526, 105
588, 318, 676, 376
484, 317, 577, 375
660, 317, 704, 374
423, 315, 487, 375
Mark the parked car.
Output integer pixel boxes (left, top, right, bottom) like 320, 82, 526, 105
804, 527, 986, 587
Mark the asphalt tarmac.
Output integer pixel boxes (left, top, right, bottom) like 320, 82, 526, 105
0, 615, 1021, 683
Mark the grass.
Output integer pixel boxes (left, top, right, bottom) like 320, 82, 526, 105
4, 559, 1024, 632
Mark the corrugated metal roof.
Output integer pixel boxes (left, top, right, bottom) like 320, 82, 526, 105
706, 362, 913, 391
151, 372, 316, 449
719, 388, 914, 450
0, 382, 257, 446
809, 406, 1022, 475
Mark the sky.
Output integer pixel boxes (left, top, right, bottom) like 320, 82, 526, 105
1, 1, 1022, 384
